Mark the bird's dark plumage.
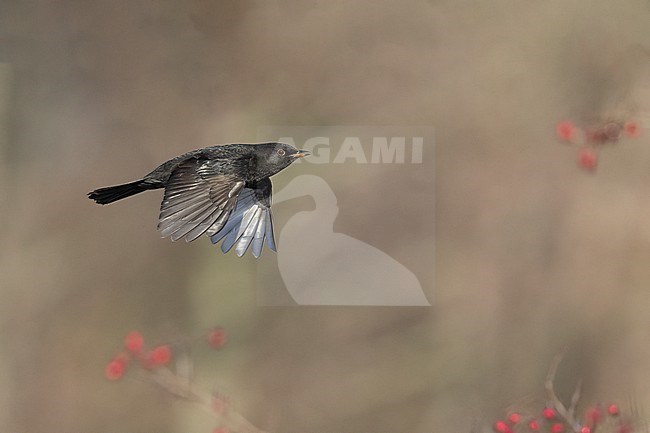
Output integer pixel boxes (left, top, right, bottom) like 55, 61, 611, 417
88, 142, 309, 257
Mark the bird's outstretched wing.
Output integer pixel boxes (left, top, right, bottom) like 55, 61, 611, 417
157, 159, 246, 243
209, 178, 277, 258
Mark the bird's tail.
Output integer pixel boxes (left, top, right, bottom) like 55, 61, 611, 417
88, 180, 149, 205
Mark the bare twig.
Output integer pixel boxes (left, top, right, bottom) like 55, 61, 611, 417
568, 379, 583, 423
545, 351, 582, 432
147, 366, 271, 433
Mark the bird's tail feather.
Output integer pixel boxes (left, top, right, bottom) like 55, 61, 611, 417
88, 180, 148, 205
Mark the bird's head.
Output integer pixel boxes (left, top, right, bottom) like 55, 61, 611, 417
252, 142, 310, 178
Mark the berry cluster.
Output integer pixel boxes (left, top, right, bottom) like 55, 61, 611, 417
105, 328, 229, 381
492, 354, 639, 433
105, 331, 170, 380
555, 119, 642, 171
104, 328, 240, 433
493, 404, 633, 433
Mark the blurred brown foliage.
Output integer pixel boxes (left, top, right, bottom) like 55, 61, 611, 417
1, 0, 650, 432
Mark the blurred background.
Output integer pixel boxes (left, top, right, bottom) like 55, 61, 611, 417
2, 0, 650, 432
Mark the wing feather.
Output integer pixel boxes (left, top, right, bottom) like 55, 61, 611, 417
210, 178, 277, 258
157, 159, 244, 243
157, 159, 277, 257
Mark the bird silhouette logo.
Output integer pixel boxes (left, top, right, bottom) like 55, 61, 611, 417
272, 175, 430, 306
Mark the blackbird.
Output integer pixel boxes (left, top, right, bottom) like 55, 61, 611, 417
88, 142, 309, 257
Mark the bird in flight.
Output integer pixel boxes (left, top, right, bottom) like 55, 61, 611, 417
88, 142, 309, 257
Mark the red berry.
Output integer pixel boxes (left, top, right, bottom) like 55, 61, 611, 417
577, 148, 598, 171
105, 356, 128, 381
585, 406, 602, 424
581, 427, 591, 433
556, 120, 577, 141
145, 345, 172, 367
551, 423, 565, 433
207, 328, 228, 349
494, 420, 510, 433
624, 121, 641, 138
528, 420, 540, 430
124, 331, 144, 353
508, 412, 521, 424
542, 407, 557, 420
608, 403, 620, 416
212, 429, 230, 433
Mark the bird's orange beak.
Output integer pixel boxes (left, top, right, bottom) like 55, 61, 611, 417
291, 150, 310, 158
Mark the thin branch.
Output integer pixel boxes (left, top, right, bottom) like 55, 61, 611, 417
567, 379, 583, 422
545, 351, 582, 432
148, 366, 271, 433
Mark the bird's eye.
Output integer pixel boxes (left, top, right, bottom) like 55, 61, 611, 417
277, 149, 286, 156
